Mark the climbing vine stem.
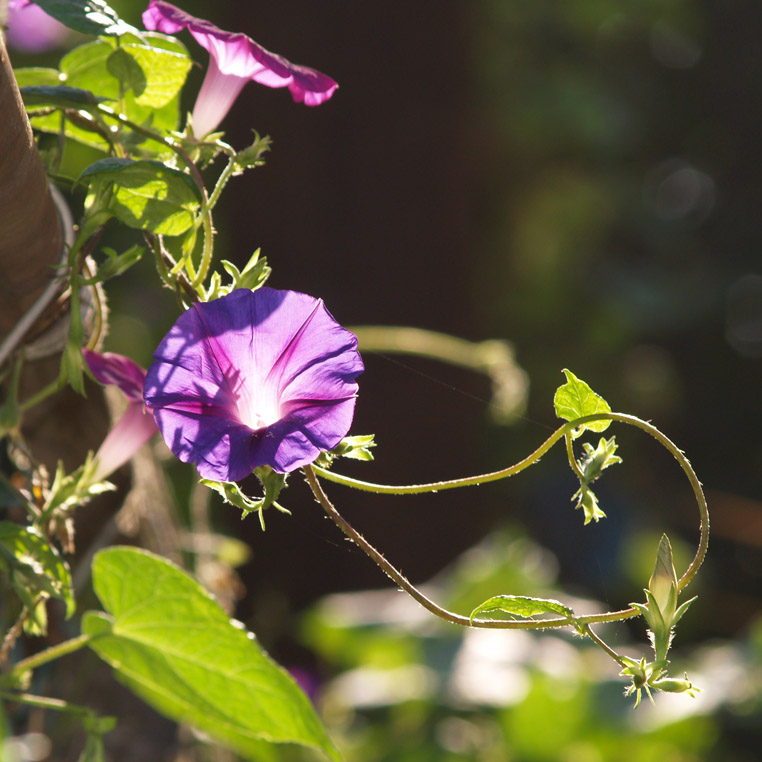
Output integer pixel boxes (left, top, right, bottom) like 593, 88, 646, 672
309, 411, 709, 615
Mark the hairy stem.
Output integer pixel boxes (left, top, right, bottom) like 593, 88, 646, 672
304, 464, 637, 630
0, 604, 31, 668
6, 633, 92, 683
317, 412, 709, 590
0, 689, 99, 718
581, 623, 627, 668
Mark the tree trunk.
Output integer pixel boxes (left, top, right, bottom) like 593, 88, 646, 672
0, 32, 63, 336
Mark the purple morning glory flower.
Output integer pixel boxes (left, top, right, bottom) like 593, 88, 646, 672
5, 0, 70, 53
141, 0, 338, 138
143, 288, 363, 482
83, 350, 158, 482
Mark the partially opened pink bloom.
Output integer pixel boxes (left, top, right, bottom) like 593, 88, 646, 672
142, 0, 338, 138
84, 350, 158, 482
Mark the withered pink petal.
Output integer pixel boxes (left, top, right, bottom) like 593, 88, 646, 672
84, 349, 147, 404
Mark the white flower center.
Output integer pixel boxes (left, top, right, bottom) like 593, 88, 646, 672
237, 393, 281, 432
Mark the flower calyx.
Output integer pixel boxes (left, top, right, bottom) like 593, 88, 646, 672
630, 534, 696, 663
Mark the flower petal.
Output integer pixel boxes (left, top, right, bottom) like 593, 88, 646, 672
142, 1, 338, 103
6, 1, 70, 53
92, 403, 157, 482
144, 288, 363, 479
84, 349, 147, 404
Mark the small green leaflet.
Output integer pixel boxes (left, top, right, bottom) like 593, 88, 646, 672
553, 369, 612, 438
83, 547, 339, 761
0, 522, 75, 625
470, 595, 578, 627
204, 250, 272, 300
80, 158, 202, 235
314, 435, 376, 468
33, 0, 136, 37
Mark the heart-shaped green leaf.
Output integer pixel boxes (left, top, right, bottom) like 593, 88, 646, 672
84, 547, 339, 761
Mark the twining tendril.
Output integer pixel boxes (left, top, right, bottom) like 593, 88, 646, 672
308, 411, 709, 622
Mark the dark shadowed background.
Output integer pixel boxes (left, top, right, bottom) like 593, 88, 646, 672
10, 1, 762, 757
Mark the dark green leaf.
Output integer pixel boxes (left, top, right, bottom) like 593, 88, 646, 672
84, 547, 339, 761
106, 49, 146, 97
20, 84, 109, 111
33, 0, 136, 37
553, 368, 611, 438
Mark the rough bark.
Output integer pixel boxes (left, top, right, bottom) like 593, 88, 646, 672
0, 33, 63, 336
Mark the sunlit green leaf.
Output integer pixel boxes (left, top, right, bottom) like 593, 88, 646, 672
57, 33, 191, 139
15, 68, 110, 151
470, 594, 576, 623
80, 158, 201, 235
11, 67, 61, 87
553, 368, 611, 438
84, 547, 339, 761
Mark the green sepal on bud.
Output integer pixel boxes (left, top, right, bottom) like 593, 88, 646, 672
202, 250, 271, 301
572, 483, 607, 524
620, 655, 699, 706
201, 466, 289, 529
630, 534, 697, 663
569, 438, 621, 524
43, 455, 117, 520
59, 338, 87, 397
314, 434, 376, 469
577, 437, 622, 483
649, 674, 700, 697
231, 131, 271, 176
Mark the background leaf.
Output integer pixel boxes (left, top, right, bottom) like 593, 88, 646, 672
83, 547, 339, 761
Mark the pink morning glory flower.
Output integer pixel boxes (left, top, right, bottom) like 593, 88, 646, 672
143, 288, 363, 482
141, 0, 338, 138
5, 0, 70, 53
84, 350, 158, 482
